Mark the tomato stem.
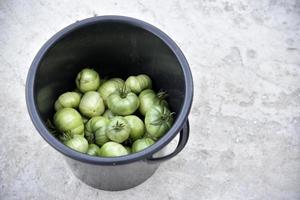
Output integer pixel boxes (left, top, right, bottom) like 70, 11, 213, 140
157, 90, 168, 100
46, 119, 60, 137
85, 132, 95, 144
113, 121, 125, 131
119, 84, 128, 98
161, 112, 174, 121
150, 112, 175, 126
59, 131, 72, 142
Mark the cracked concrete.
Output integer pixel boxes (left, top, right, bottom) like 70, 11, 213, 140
0, 0, 300, 199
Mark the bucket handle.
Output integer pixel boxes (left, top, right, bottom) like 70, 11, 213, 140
146, 119, 190, 162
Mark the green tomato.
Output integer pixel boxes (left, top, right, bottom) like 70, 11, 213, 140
125, 146, 132, 154
145, 105, 174, 139
124, 115, 145, 141
85, 116, 109, 145
79, 91, 105, 118
54, 108, 84, 136
107, 90, 139, 116
139, 90, 156, 113
132, 138, 155, 153
139, 89, 168, 116
125, 74, 152, 94
54, 92, 81, 111
106, 116, 131, 143
102, 109, 116, 119
138, 74, 152, 88
76, 68, 100, 93
86, 144, 100, 156
64, 135, 88, 153
97, 142, 128, 157
98, 78, 124, 104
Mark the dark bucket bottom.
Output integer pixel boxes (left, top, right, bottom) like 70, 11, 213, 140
65, 158, 160, 191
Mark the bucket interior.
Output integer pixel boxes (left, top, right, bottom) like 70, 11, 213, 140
34, 21, 185, 127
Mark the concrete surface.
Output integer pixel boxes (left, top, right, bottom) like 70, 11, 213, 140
1, 0, 300, 199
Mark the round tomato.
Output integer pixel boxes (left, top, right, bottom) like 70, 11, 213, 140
124, 115, 145, 141
79, 91, 105, 118
106, 116, 131, 143
132, 138, 155, 153
85, 116, 109, 145
97, 142, 128, 157
54, 92, 81, 111
125, 74, 152, 94
76, 68, 100, 93
145, 105, 174, 139
86, 144, 100, 156
53, 108, 84, 136
97, 78, 124, 104
107, 89, 139, 116
139, 89, 168, 116
64, 135, 88, 153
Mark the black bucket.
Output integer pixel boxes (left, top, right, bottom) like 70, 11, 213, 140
25, 16, 193, 191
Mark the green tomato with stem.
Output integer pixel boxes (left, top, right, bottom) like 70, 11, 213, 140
54, 108, 84, 136
76, 68, 100, 93
106, 116, 131, 143
86, 144, 100, 156
85, 116, 110, 146
79, 91, 105, 118
107, 87, 139, 116
125, 74, 152, 94
97, 142, 128, 157
132, 138, 155, 153
145, 105, 174, 140
98, 78, 124, 104
54, 92, 81, 111
64, 135, 88, 153
139, 89, 168, 116
124, 115, 145, 141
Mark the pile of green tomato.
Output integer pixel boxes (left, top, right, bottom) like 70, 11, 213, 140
52, 68, 174, 157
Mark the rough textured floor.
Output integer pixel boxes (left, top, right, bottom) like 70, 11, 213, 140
1, 0, 300, 199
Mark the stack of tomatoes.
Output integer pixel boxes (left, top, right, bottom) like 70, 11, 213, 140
52, 68, 174, 157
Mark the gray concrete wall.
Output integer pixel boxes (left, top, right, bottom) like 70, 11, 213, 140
0, 0, 299, 199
